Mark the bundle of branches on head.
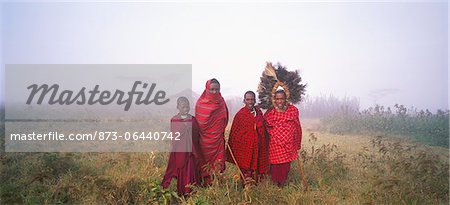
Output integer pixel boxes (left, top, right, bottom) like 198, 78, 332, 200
257, 62, 307, 110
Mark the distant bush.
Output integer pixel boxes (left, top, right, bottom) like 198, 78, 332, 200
298, 95, 360, 119
321, 104, 449, 147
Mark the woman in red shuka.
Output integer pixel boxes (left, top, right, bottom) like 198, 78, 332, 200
264, 90, 302, 187
195, 78, 228, 186
161, 97, 201, 196
226, 91, 269, 186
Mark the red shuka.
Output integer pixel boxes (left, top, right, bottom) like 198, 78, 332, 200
162, 115, 201, 196
226, 107, 269, 175
195, 80, 229, 177
264, 104, 302, 164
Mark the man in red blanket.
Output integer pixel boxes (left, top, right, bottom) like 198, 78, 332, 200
162, 97, 201, 196
195, 78, 229, 185
264, 90, 302, 186
226, 91, 269, 186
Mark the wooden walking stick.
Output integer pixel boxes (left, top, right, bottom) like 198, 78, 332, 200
297, 155, 309, 190
226, 142, 248, 185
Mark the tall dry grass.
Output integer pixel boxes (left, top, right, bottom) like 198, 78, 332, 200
1, 130, 448, 204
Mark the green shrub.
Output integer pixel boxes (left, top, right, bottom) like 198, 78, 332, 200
322, 104, 449, 147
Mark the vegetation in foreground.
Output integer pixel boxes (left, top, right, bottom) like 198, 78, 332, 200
1, 131, 448, 204
1, 104, 449, 204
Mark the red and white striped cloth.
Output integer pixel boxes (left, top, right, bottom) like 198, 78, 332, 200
195, 79, 228, 177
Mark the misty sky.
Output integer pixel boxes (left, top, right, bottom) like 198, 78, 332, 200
1, 2, 448, 111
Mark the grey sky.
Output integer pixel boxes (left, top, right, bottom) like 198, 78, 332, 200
1, 2, 448, 111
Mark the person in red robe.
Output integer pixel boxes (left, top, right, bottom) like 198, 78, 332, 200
264, 90, 302, 187
195, 78, 229, 186
162, 97, 201, 196
226, 91, 269, 186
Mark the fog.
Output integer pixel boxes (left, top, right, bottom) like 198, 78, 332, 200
1, 2, 448, 112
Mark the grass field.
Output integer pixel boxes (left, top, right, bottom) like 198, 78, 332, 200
1, 118, 448, 204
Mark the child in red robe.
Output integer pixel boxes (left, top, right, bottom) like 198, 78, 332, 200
161, 97, 202, 196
